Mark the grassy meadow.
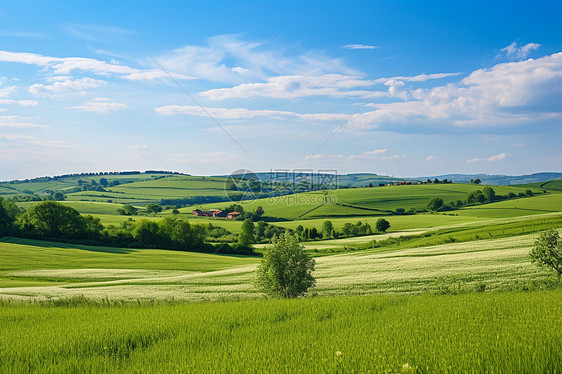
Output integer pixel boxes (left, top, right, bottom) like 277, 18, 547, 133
1, 176, 562, 373
1, 291, 561, 373
2, 227, 560, 301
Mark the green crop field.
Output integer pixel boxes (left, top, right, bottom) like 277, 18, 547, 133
195, 183, 543, 220
517, 179, 562, 191
1, 291, 560, 373
2, 227, 560, 301
456, 191, 562, 218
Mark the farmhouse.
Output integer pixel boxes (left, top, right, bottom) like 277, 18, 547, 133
192, 209, 228, 218
227, 211, 241, 219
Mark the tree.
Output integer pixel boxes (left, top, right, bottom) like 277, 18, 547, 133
99, 178, 108, 187
238, 218, 255, 245
375, 218, 390, 233
473, 178, 481, 184
172, 209, 180, 215
525, 189, 533, 196
321, 220, 334, 239
467, 190, 485, 204
0, 198, 12, 235
369, 183, 373, 188
255, 206, 265, 218
427, 197, 444, 211
146, 203, 163, 215
342, 222, 354, 237
52, 192, 66, 201
530, 229, 561, 275
134, 220, 162, 248
482, 186, 496, 203
20, 201, 85, 238
256, 220, 268, 239
295, 224, 304, 239
256, 232, 315, 298
120, 204, 138, 216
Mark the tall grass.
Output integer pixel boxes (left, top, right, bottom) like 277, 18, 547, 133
1, 291, 560, 373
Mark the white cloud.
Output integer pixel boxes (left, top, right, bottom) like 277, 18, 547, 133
200, 74, 375, 100
232, 66, 251, 75
0, 99, 38, 106
497, 41, 541, 60
348, 52, 562, 130
304, 154, 343, 160
155, 104, 348, 122
467, 153, 507, 163
0, 50, 194, 82
128, 144, 149, 151
200, 72, 460, 101
346, 149, 404, 161
343, 44, 378, 50
29, 77, 106, 98
71, 98, 128, 113
0, 115, 47, 128
487, 153, 507, 161
425, 155, 436, 161
0, 86, 17, 97
156, 34, 358, 83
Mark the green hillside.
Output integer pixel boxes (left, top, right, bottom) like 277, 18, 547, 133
517, 179, 562, 191
196, 183, 544, 220
1, 229, 559, 300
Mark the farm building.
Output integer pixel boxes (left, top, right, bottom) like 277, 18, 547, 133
227, 211, 241, 219
192, 209, 228, 218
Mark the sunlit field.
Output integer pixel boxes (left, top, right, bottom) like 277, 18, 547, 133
1, 291, 560, 373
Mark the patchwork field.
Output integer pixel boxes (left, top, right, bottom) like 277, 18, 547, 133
1, 228, 559, 302
194, 183, 544, 220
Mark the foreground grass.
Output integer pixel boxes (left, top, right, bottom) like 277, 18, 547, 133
1, 291, 561, 373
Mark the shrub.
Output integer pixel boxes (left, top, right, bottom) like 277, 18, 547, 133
256, 233, 315, 298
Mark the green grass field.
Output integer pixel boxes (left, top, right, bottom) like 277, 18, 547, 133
1, 291, 560, 373
517, 179, 562, 191
2, 227, 559, 301
195, 183, 543, 220
456, 192, 562, 218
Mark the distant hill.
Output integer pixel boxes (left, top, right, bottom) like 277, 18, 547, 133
423, 172, 562, 185
222, 171, 562, 187
221, 171, 415, 188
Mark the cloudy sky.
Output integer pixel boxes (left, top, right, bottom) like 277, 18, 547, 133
1, 1, 561, 180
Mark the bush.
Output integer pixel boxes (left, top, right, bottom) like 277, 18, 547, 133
256, 233, 315, 298
375, 218, 390, 233
530, 229, 562, 275
427, 198, 444, 211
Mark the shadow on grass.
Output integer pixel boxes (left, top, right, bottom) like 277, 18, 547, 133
0, 237, 136, 254
0, 237, 257, 259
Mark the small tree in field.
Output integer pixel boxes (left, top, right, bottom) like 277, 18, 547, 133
427, 197, 444, 211
530, 229, 562, 275
256, 233, 315, 298
146, 203, 162, 215
375, 218, 390, 233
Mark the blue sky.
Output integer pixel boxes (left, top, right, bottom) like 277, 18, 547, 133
1, 1, 561, 180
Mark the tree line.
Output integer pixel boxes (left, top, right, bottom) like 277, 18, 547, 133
0, 200, 255, 255
426, 187, 536, 212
